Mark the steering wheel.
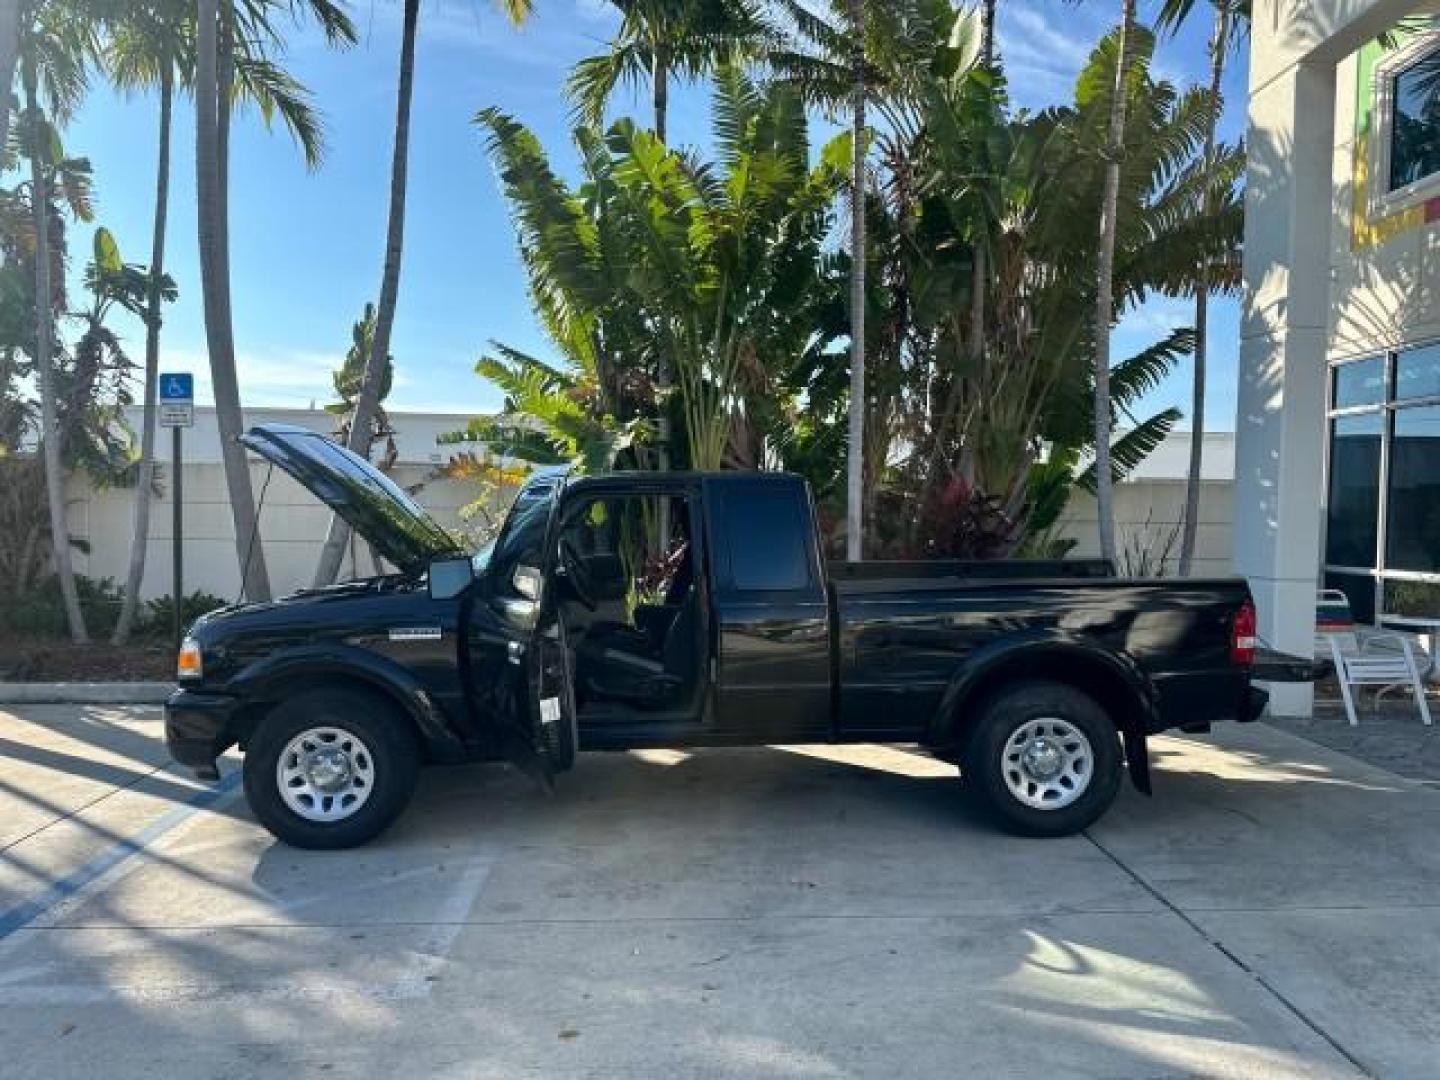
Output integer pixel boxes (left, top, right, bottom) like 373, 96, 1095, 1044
557, 538, 599, 610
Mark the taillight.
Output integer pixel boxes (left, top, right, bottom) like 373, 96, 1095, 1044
1232, 599, 1257, 666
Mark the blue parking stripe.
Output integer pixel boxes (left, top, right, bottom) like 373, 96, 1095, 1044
0, 770, 242, 941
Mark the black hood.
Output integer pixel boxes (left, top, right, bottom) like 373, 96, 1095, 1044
240, 423, 459, 575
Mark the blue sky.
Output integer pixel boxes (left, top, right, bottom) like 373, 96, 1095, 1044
65, 0, 1246, 429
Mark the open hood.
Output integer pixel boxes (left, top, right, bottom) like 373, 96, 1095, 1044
240, 424, 459, 575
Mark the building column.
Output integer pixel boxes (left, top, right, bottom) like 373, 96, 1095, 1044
1234, 60, 1337, 716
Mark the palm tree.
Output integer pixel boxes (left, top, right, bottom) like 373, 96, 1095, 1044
1090, 0, 1139, 566
108, 0, 186, 644
195, 0, 267, 601
568, 0, 770, 143
844, 0, 865, 560
854, 25, 1235, 559
17, 1, 95, 643
23, 73, 85, 640
68, 228, 174, 478
0, 0, 22, 149
1156, 0, 1248, 576
312, 0, 529, 587
22, 82, 85, 642
195, 0, 353, 601
979, 0, 995, 65
767, 0, 974, 558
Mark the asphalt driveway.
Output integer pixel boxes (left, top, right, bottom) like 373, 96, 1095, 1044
1, 704, 1437, 1078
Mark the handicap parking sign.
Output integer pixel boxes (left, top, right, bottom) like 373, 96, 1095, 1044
159, 372, 194, 427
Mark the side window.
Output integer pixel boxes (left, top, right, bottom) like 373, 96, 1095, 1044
490, 484, 555, 599
716, 485, 813, 593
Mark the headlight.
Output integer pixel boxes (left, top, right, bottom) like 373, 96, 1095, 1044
177, 637, 203, 682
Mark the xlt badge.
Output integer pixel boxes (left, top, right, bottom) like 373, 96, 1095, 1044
388, 627, 443, 642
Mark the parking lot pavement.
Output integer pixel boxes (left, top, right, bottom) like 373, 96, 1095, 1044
1270, 698, 1440, 783
0, 707, 1436, 1079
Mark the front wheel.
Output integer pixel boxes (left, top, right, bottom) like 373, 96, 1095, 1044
963, 680, 1122, 837
243, 688, 420, 850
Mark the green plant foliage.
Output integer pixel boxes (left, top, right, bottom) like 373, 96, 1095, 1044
826, 20, 1239, 556
474, 65, 846, 474
1, 574, 126, 638
140, 590, 231, 635
468, 6, 1241, 559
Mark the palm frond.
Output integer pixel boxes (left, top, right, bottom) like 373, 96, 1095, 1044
231, 54, 325, 167
1077, 408, 1182, 491
1110, 327, 1195, 409
567, 41, 650, 129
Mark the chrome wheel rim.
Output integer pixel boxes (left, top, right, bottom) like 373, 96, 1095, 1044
277, 725, 375, 823
1002, 717, 1092, 810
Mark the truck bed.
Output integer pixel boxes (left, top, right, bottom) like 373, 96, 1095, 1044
829, 571, 1255, 742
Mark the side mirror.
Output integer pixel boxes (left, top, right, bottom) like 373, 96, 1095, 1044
429, 556, 474, 600
512, 564, 543, 601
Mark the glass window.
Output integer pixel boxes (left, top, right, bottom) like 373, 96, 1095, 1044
1389, 49, 1440, 191
717, 485, 812, 592
1395, 342, 1440, 401
1383, 578, 1440, 617
1325, 571, 1376, 624
1332, 357, 1386, 408
489, 481, 557, 598
1325, 413, 1383, 567
1385, 405, 1440, 572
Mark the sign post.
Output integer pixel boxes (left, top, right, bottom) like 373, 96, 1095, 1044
159, 373, 194, 652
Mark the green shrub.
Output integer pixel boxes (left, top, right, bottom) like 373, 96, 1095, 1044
140, 591, 231, 637
0, 575, 126, 638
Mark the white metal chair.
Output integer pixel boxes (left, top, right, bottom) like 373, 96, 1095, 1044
1328, 632, 1433, 726
1314, 588, 1360, 659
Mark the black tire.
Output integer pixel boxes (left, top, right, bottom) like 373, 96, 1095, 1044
243, 687, 420, 850
962, 680, 1122, 837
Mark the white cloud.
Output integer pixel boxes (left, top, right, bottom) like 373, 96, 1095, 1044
994, 4, 1107, 106
411, 0, 617, 70
574, 0, 616, 25
1120, 298, 1196, 336
163, 346, 340, 409
1003, 7, 1096, 72
159, 344, 503, 414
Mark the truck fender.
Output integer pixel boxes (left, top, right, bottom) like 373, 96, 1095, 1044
930, 631, 1157, 795
228, 644, 466, 756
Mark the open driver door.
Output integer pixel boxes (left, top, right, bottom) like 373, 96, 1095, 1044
503, 603, 578, 788
479, 475, 579, 790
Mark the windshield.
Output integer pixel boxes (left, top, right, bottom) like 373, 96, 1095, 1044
486, 479, 560, 598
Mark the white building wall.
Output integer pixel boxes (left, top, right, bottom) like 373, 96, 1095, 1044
1329, 47, 1440, 360
1056, 482, 1234, 578
1234, 0, 1426, 715
67, 464, 500, 601
65, 407, 517, 602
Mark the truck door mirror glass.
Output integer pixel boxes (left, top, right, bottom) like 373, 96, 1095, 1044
513, 565, 543, 601
429, 556, 474, 600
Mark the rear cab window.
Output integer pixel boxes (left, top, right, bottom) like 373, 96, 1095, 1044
707, 478, 823, 600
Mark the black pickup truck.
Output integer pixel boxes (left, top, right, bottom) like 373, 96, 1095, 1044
166, 424, 1269, 849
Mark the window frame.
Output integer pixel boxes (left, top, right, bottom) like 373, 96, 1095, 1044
1369, 34, 1440, 216
1323, 343, 1440, 620
705, 477, 825, 603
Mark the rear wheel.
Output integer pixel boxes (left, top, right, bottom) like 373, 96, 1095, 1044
243, 687, 420, 849
963, 680, 1122, 837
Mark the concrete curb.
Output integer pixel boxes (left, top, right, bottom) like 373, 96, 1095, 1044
0, 682, 173, 705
